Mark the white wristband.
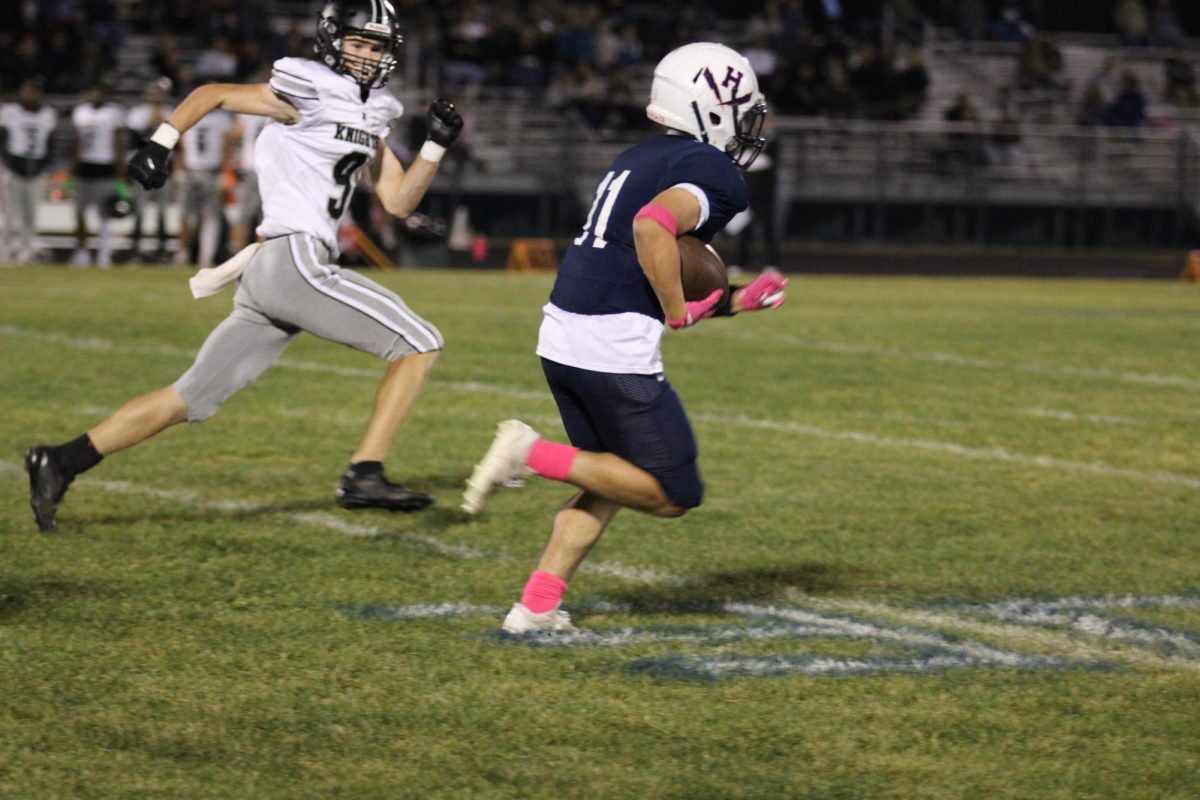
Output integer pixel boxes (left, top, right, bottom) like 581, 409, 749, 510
419, 140, 446, 164
150, 122, 181, 150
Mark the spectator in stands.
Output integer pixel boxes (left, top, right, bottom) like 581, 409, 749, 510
1105, 71, 1148, 127
151, 36, 186, 89
1164, 50, 1198, 107
745, 33, 780, 91
956, 0, 988, 42
1078, 56, 1122, 125
850, 43, 895, 119
1016, 33, 1068, 94
819, 54, 859, 119
1114, 0, 1149, 46
612, 23, 644, 71
6, 34, 47, 93
441, 0, 491, 87
992, 0, 1033, 44
893, 47, 930, 119
886, 0, 927, 48
556, 5, 598, 65
943, 92, 988, 168
988, 86, 1023, 169
195, 35, 239, 83
1148, 0, 1186, 48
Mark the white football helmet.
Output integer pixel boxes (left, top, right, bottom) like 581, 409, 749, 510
646, 42, 768, 168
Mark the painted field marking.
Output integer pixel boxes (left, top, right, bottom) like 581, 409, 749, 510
720, 332, 1200, 392
8, 452, 1197, 679
0, 461, 666, 585
690, 412, 1200, 491
1022, 408, 1139, 426
812, 597, 1200, 674
351, 595, 1200, 678
9, 325, 1195, 493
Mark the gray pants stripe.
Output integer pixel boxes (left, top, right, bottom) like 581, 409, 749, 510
289, 235, 441, 352
174, 233, 441, 421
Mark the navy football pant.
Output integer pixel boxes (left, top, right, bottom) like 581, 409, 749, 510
541, 358, 704, 509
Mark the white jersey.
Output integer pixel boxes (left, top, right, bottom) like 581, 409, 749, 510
72, 102, 125, 165
1, 103, 58, 163
126, 102, 174, 140
255, 57, 404, 254
235, 113, 270, 173
182, 109, 235, 172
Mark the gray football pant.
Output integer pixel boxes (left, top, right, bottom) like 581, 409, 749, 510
3, 171, 42, 254
174, 233, 443, 421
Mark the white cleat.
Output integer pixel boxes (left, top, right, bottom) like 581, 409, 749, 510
70, 249, 92, 268
501, 602, 576, 634
461, 419, 539, 515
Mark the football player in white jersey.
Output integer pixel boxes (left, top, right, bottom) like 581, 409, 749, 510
178, 106, 235, 266
1, 78, 58, 263
227, 111, 270, 252
24, 0, 465, 532
125, 80, 174, 262
70, 82, 126, 267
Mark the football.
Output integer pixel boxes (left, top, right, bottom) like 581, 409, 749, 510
678, 235, 729, 302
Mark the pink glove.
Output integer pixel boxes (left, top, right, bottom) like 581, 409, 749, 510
666, 289, 724, 330
735, 269, 788, 312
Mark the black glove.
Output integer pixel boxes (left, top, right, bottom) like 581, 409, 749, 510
128, 140, 173, 190
426, 98, 463, 148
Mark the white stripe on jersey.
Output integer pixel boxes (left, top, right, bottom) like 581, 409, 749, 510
289, 236, 441, 352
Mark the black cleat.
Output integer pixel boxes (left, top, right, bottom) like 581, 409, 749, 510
336, 472, 434, 512
24, 446, 74, 533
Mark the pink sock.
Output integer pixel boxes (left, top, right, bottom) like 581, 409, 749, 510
520, 570, 567, 614
525, 439, 578, 482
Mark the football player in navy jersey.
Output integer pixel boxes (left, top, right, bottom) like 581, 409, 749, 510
463, 43, 790, 633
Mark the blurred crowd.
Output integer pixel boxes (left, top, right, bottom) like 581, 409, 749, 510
5, 0, 1196, 131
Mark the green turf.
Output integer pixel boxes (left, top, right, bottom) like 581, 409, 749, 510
1, 266, 1198, 799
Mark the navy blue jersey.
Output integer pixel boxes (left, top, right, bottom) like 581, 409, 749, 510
550, 134, 748, 322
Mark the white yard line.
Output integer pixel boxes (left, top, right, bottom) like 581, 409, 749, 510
1023, 408, 1139, 426
7, 325, 1195, 492
719, 332, 1200, 392
691, 412, 1200, 491
7, 454, 1198, 674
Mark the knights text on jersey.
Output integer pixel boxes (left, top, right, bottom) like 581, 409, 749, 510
537, 134, 748, 374
255, 57, 404, 254
0, 103, 58, 176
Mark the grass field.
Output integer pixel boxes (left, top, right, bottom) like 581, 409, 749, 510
1, 265, 1198, 799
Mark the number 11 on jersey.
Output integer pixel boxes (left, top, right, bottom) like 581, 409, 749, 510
574, 169, 630, 249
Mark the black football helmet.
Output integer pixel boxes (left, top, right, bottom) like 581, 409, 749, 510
315, 0, 403, 91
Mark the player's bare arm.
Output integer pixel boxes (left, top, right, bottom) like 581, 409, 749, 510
373, 98, 463, 217
169, 83, 299, 133
632, 186, 702, 323
129, 84, 297, 190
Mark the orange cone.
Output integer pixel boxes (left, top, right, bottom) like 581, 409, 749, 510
1183, 250, 1200, 281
